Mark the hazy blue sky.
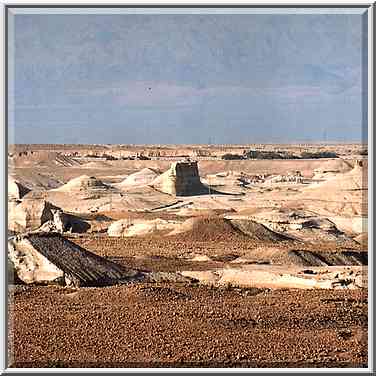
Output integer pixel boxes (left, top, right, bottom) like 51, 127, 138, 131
9, 9, 368, 144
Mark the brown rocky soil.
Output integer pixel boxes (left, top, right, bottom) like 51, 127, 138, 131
67, 228, 363, 272
8, 284, 367, 368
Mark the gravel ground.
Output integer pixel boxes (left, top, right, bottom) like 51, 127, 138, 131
8, 284, 367, 368
68, 233, 364, 273
70, 232, 362, 255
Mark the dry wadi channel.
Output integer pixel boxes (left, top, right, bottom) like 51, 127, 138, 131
7, 144, 368, 368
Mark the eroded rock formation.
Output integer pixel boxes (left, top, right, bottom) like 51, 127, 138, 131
8, 233, 142, 287
8, 176, 31, 200
150, 161, 208, 196
8, 198, 60, 232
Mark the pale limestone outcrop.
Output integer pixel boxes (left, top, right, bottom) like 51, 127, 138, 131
8, 198, 60, 232
8, 176, 30, 200
8, 233, 142, 287
52, 175, 109, 193
52, 208, 65, 233
108, 218, 182, 237
181, 265, 365, 290
118, 168, 159, 188
8, 236, 65, 285
225, 209, 355, 243
298, 164, 367, 217
150, 161, 207, 196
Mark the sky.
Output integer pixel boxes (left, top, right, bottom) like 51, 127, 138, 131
8, 9, 368, 144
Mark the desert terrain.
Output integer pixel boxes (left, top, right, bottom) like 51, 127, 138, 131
7, 143, 368, 368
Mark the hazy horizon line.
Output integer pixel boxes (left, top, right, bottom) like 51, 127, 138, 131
8, 141, 367, 146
